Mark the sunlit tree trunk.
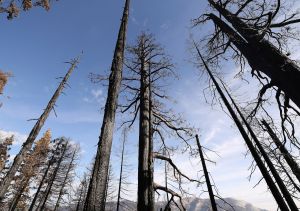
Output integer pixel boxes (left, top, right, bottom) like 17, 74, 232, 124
0, 59, 78, 200
84, 1, 130, 210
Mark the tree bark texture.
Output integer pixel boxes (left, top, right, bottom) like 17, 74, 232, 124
84, 1, 130, 210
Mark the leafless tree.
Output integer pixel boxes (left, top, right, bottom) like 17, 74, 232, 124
0, 58, 79, 201
193, 0, 300, 150
84, 1, 130, 210
194, 43, 290, 210
119, 32, 199, 211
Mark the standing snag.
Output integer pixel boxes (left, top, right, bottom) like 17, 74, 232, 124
0, 58, 79, 201
84, 1, 131, 210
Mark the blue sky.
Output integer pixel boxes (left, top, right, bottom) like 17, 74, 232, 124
2, 0, 299, 209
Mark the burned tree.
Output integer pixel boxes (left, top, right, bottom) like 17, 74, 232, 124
194, 43, 290, 210
195, 135, 217, 211
53, 144, 79, 211
193, 0, 300, 150
121, 33, 199, 210
84, 1, 130, 210
8, 130, 51, 211
28, 137, 67, 211
0, 58, 79, 200
0, 135, 13, 176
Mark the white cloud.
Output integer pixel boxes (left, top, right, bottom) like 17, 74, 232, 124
0, 130, 27, 146
91, 89, 103, 99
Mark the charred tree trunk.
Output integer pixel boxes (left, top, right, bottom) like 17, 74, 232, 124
262, 120, 300, 183
208, 0, 300, 108
29, 140, 62, 211
195, 135, 217, 211
222, 84, 298, 210
194, 43, 289, 210
8, 178, 30, 211
116, 130, 126, 211
54, 147, 77, 211
38, 141, 69, 210
84, 1, 130, 210
0, 59, 78, 200
138, 53, 154, 211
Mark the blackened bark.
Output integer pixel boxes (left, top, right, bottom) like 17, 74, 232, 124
208, 0, 300, 108
138, 53, 154, 211
38, 141, 69, 210
223, 85, 298, 210
195, 135, 217, 211
0, 60, 78, 200
262, 120, 300, 183
8, 178, 30, 211
194, 44, 289, 210
116, 131, 126, 211
29, 140, 62, 211
54, 147, 77, 211
84, 1, 130, 210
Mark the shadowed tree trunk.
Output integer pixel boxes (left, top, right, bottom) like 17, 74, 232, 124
208, 0, 300, 109
138, 48, 154, 210
116, 129, 127, 211
54, 146, 78, 211
195, 135, 217, 211
29, 139, 63, 211
222, 83, 298, 210
194, 43, 289, 210
38, 140, 69, 210
0, 59, 79, 200
83, 1, 130, 210
262, 120, 300, 183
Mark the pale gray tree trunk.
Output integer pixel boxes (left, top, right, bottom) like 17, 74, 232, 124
83, 1, 130, 210
0, 59, 79, 200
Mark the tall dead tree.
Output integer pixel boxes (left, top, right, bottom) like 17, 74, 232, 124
37, 138, 69, 210
0, 58, 79, 200
53, 145, 79, 211
84, 1, 130, 210
195, 0, 300, 109
122, 33, 197, 210
206, 0, 300, 109
8, 130, 51, 211
28, 138, 65, 211
261, 120, 300, 183
221, 82, 298, 210
195, 135, 217, 211
194, 43, 290, 210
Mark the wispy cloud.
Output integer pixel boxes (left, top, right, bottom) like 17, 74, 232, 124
0, 129, 27, 146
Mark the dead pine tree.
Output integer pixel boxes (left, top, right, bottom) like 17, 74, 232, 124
193, 43, 290, 210
53, 145, 79, 211
261, 120, 300, 183
84, 1, 130, 210
121, 32, 199, 210
194, 0, 300, 110
221, 82, 298, 210
8, 130, 51, 211
0, 58, 79, 201
116, 127, 131, 211
28, 138, 66, 211
195, 135, 217, 211
37, 138, 69, 210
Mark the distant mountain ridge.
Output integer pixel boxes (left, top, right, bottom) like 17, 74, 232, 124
105, 197, 270, 211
